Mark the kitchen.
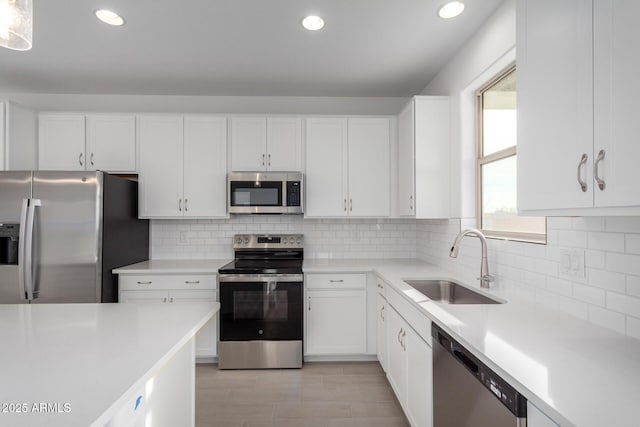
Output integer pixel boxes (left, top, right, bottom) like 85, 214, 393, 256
1, 0, 640, 426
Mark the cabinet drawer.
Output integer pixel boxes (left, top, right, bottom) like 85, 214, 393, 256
118, 274, 217, 291
306, 273, 366, 289
386, 285, 431, 345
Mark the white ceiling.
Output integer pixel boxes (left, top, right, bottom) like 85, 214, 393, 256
0, 0, 504, 97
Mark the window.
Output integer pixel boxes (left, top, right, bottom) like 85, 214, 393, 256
476, 67, 546, 243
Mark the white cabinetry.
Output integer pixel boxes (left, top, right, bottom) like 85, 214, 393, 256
383, 281, 433, 427
376, 293, 388, 372
0, 101, 37, 170
118, 274, 218, 358
230, 117, 302, 172
518, 0, 640, 214
397, 97, 450, 218
305, 273, 367, 356
39, 113, 136, 172
306, 117, 390, 217
138, 115, 227, 218
527, 402, 560, 427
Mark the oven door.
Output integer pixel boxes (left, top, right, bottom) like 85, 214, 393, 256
219, 275, 303, 341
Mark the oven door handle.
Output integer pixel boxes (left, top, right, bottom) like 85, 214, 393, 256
218, 274, 303, 283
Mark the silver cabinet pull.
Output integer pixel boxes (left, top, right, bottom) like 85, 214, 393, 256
185, 280, 200, 284
349, 198, 353, 212
402, 330, 406, 351
90, 153, 95, 166
169, 297, 174, 303
178, 198, 182, 212
397, 328, 403, 344
184, 198, 188, 212
343, 198, 347, 212
79, 153, 83, 166
410, 195, 413, 210
308, 297, 311, 311
329, 279, 344, 283
163, 297, 167, 303
268, 153, 271, 167
577, 153, 588, 192
262, 153, 265, 166
136, 281, 152, 285
594, 149, 606, 190
380, 306, 385, 321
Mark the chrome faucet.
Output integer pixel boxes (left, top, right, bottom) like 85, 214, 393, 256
449, 229, 494, 289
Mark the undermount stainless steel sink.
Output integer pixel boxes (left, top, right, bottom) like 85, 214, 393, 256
404, 279, 502, 305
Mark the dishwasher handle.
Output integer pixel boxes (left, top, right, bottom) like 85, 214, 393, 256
453, 348, 479, 375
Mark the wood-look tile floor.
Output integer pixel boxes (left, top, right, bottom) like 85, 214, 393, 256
195, 362, 410, 427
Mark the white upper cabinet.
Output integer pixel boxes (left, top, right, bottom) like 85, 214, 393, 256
183, 116, 228, 217
305, 118, 349, 217
39, 113, 137, 173
0, 101, 38, 171
230, 117, 302, 172
593, 0, 640, 208
86, 115, 136, 173
348, 118, 390, 217
139, 115, 228, 219
306, 117, 390, 218
396, 97, 450, 218
518, 0, 640, 214
39, 114, 86, 171
138, 116, 184, 218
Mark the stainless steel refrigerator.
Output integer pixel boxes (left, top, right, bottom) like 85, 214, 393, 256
0, 171, 149, 304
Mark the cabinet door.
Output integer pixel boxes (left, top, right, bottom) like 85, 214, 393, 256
119, 290, 168, 303
406, 326, 433, 427
138, 116, 184, 218
86, 115, 136, 172
517, 0, 594, 211
593, 1, 640, 208
183, 116, 228, 217
348, 118, 390, 217
170, 290, 218, 358
306, 290, 366, 355
230, 117, 267, 171
386, 305, 407, 405
266, 117, 302, 171
38, 114, 86, 170
305, 118, 348, 217
397, 101, 415, 216
0, 102, 5, 170
376, 294, 388, 372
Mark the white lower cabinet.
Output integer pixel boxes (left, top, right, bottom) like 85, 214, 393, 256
376, 293, 388, 372
305, 273, 367, 356
384, 295, 433, 427
118, 274, 218, 359
528, 402, 560, 427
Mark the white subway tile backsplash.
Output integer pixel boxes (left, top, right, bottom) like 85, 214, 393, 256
587, 232, 625, 252
606, 253, 640, 276
556, 230, 588, 248
606, 217, 640, 233
627, 316, 640, 340
573, 283, 606, 306
607, 292, 640, 318
627, 276, 640, 298
626, 234, 640, 255
587, 269, 626, 293
588, 306, 626, 334
572, 217, 606, 232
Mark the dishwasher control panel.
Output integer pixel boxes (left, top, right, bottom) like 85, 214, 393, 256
432, 323, 527, 418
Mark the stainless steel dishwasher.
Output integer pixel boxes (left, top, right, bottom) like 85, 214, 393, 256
432, 324, 527, 427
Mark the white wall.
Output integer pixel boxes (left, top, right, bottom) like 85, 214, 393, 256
0, 93, 408, 116
416, 0, 640, 340
151, 217, 416, 260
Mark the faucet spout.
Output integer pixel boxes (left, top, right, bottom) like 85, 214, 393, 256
449, 228, 494, 289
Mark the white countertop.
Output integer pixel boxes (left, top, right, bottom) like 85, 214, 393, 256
304, 258, 640, 427
0, 302, 219, 427
113, 259, 230, 274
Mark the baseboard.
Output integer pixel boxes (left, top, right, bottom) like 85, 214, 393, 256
196, 356, 218, 364
304, 354, 379, 363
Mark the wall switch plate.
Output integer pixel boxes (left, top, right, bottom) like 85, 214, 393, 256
559, 249, 585, 279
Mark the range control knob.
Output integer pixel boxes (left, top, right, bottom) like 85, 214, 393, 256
289, 237, 295, 244
296, 237, 302, 244
243, 237, 250, 244
235, 237, 242, 244
283, 239, 287, 245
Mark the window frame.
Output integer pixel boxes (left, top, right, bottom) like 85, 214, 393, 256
475, 65, 547, 244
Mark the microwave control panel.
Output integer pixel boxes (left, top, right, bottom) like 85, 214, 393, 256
286, 181, 301, 207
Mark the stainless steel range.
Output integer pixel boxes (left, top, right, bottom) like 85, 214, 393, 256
218, 234, 304, 369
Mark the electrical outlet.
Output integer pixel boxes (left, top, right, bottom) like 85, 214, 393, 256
559, 249, 585, 279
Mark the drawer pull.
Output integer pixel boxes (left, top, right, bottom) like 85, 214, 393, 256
137, 281, 152, 285
329, 279, 344, 283
185, 280, 200, 284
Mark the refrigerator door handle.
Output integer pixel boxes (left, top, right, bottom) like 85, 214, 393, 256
24, 199, 41, 301
18, 199, 29, 300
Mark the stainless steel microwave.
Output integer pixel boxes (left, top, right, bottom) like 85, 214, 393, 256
228, 172, 303, 214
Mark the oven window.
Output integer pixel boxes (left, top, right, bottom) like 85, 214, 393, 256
230, 181, 282, 206
233, 288, 288, 321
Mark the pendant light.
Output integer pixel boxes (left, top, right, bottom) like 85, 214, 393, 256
0, 0, 33, 51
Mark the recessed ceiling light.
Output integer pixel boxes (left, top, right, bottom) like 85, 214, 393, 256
438, 2, 465, 19
95, 9, 125, 26
302, 15, 325, 31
